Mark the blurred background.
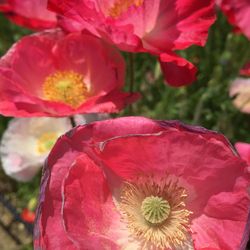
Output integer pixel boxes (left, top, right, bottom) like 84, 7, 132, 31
0, 9, 250, 250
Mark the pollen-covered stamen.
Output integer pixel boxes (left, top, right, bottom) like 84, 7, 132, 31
109, 0, 144, 18
141, 196, 170, 225
43, 71, 88, 108
37, 132, 58, 154
119, 177, 192, 249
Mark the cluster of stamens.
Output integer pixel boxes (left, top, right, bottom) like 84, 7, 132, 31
118, 176, 192, 249
43, 70, 88, 108
108, 0, 144, 18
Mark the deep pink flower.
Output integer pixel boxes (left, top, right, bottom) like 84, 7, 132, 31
240, 62, 250, 77
34, 117, 250, 250
48, 0, 216, 87
217, 0, 250, 40
0, 0, 57, 30
0, 30, 138, 117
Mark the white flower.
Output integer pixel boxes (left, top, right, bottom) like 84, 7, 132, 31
229, 77, 250, 113
0, 117, 72, 182
73, 113, 110, 125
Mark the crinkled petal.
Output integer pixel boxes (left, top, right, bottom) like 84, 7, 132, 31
192, 189, 250, 250
143, 0, 216, 52
48, 0, 215, 53
97, 129, 246, 217
217, 0, 250, 40
1, 0, 57, 30
235, 142, 250, 165
62, 154, 129, 249
159, 52, 197, 86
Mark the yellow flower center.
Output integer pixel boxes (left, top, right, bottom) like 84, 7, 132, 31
43, 71, 88, 108
108, 0, 144, 18
36, 132, 58, 154
119, 177, 192, 249
141, 196, 170, 225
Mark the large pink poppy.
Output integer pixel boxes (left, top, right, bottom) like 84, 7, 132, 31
217, 0, 250, 40
48, 0, 216, 87
0, 0, 57, 30
34, 117, 250, 250
0, 30, 138, 117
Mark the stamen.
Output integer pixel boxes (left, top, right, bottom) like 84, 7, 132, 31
43, 71, 88, 108
109, 0, 143, 18
119, 176, 192, 249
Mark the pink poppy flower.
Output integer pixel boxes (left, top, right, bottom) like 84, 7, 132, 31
34, 117, 250, 250
0, 0, 57, 30
48, 0, 216, 87
217, 0, 250, 40
0, 30, 138, 117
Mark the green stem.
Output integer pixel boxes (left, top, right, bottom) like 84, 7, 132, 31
127, 53, 135, 114
129, 53, 135, 94
69, 116, 76, 127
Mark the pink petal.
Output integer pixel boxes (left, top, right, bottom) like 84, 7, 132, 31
217, 0, 250, 40
159, 52, 197, 86
143, 0, 216, 52
34, 138, 82, 249
192, 190, 250, 249
97, 129, 246, 217
62, 154, 125, 249
1, 0, 57, 30
235, 142, 250, 165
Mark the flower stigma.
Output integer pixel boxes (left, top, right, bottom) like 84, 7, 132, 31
43, 71, 88, 108
119, 177, 192, 249
141, 196, 170, 225
37, 132, 58, 154
108, 0, 144, 18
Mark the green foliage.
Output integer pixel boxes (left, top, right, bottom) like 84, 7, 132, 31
123, 12, 250, 143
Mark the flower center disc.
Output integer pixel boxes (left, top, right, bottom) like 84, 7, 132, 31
109, 0, 143, 18
43, 71, 88, 108
119, 179, 192, 249
37, 132, 58, 154
141, 196, 170, 225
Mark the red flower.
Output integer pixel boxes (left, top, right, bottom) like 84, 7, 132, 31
21, 208, 36, 223
0, 0, 57, 30
34, 117, 250, 250
217, 0, 250, 40
0, 30, 138, 117
48, 0, 216, 87
240, 62, 250, 77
